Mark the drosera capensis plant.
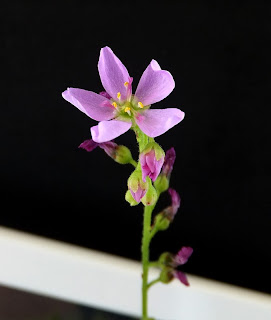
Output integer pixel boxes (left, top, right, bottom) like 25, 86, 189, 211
62, 46, 193, 320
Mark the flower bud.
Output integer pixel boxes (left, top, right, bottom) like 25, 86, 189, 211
100, 142, 133, 164
158, 252, 174, 267
161, 147, 176, 179
139, 142, 165, 182
141, 178, 158, 206
127, 169, 148, 203
79, 139, 134, 165
153, 174, 169, 193
159, 267, 174, 284
125, 190, 139, 206
153, 213, 170, 231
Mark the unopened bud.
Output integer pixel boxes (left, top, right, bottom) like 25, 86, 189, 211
141, 178, 157, 206
153, 174, 169, 193
100, 142, 133, 165
153, 213, 170, 231
127, 169, 148, 203
159, 267, 174, 284
125, 190, 139, 206
139, 142, 165, 182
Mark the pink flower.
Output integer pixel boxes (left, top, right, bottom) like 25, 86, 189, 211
62, 47, 185, 143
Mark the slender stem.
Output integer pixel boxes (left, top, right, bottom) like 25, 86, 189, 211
141, 204, 153, 320
147, 277, 161, 289
130, 159, 138, 167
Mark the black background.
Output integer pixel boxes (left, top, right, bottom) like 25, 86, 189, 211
3, 1, 271, 294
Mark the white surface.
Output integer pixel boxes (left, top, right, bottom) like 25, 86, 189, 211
0, 226, 270, 319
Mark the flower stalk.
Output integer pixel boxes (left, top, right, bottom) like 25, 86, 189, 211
62, 46, 192, 320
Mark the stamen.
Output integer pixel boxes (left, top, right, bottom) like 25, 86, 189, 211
125, 106, 131, 115
138, 102, 144, 109
117, 92, 121, 100
112, 102, 118, 109
124, 81, 129, 88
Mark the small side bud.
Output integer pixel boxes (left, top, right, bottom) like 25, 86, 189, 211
125, 190, 139, 206
153, 174, 169, 193
127, 169, 148, 203
100, 142, 134, 165
114, 145, 133, 164
158, 252, 174, 267
159, 267, 174, 284
153, 213, 170, 231
141, 178, 157, 206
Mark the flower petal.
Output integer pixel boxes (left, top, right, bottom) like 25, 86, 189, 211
62, 88, 116, 121
135, 108, 185, 137
173, 271, 190, 286
98, 46, 130, 101
78, 139, 98, 152
135, 60, 175, 106
90, 120, 132, 143
174, 247, 193, 266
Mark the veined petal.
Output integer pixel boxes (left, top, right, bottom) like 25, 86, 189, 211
135, 108, 185, 138
98, 46, 130, 101
135, 60, 175, 106
62, 88, 116, 121
90, 120, 132, 143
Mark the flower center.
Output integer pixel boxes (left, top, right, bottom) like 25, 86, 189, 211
111, 81, 146, 119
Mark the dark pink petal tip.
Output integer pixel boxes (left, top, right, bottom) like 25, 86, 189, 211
168, 188, 181, 214
174, 247, 193, 266
79, 139, 98, 152
162, 147, 176, 178
173, 271, 190, 286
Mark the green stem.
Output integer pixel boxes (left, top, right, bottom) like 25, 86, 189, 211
130, 159, 138, 167
147, 277, 161, 289
141, 205, 153, 320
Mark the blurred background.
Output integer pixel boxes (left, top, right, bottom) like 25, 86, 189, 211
2, 0, 271, 297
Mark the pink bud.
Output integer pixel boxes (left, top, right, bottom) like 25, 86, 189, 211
140, 149, 164, 182
162, 147, 176, 178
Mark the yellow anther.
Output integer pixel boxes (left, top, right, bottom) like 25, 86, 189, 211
117, 92, 121, 100
124, 81, 129, 88
112, 102, 118, 109
124, 106, 131, 115
138, 101, 144, 109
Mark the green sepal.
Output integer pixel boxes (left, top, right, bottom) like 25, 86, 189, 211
159, 267, 174, 284
114, 145, 133, 164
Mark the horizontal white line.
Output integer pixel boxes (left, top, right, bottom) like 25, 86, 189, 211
0, 226, 270, 320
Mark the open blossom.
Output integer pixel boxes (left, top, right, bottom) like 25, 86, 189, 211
62, 46, 185, 143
